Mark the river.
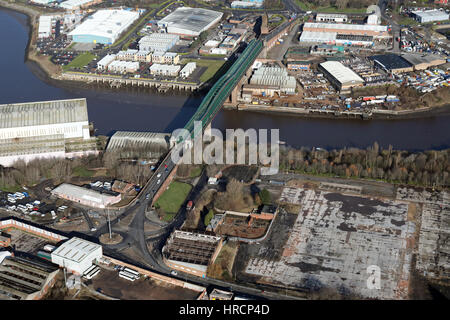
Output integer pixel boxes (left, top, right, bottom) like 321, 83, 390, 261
1, 8, 449, 151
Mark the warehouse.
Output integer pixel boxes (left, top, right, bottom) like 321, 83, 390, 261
51, 237, 102, 275
138, 33, 179, 53
106, 131, 172, 160
413, 9, 449, 23
303, 22, 389, 38
51, 183, 121, 208
0, 98, 97, 167
38, 16, 53, 38
68, 9, 140, 44
59, 0, 102, 10
401, 54, 446, 70
157, 7, 223, 37
162, 231, 223, 278
316, 13, 348, 23
180, 62, 197, 78
250, 66, 297, 95
0, 254, 60, 300
231, 1, 264, 9
287, 61, 311, 71
150, 63, 181, 76
369, 54, 413, 74
318, 61, 364, 92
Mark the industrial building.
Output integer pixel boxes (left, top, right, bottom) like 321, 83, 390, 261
287, 61, 311, 71
51, 237, 102, 275
0, 254, 59, 300
51, 183, 122, 208
138, 33, 179, 53
59, 0, 102, 10
316, 13, 348, 23
300, 31, 374, 46
231, 1, 264, 9
150, 63, 181, 76
68, 9, 140, 44
401, 54, 446, 71
0, 98, 97, 167
106, 131, 172, 160
180, 62, 197, 78
318, 61, 364, 92
38, 16, 53, 38
248, 66, 297, 95
302, 22, 389, 38
162, 230, 223, 278
157, 7, 223, 37
369, 54, 414, 74
413, 9, 449, 23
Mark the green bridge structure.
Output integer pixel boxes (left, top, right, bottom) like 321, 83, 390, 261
179, 38, 263, 142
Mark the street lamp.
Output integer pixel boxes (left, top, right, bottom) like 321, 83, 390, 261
100, 202, 111, 239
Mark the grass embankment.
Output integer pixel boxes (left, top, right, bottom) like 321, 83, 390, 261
62, 52, 96, 71
190, 166, 202, 178
181, 59, 225, 83
207, 241, 239, 281
203, 209, 214, 226
295, 1, 368, 14
72, 166, 95, 178
155, 181, 192, 222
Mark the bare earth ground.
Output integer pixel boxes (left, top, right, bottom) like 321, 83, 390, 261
90, 269, 199, 300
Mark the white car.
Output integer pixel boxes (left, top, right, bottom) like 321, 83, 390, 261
157, 179, 161, 184
157, 173, 161, 178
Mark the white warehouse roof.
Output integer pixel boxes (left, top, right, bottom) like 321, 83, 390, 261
158, 7, 223, 36
69, 9, 140, 44
319, 61, 364, 85
52, 237, 102, 264
304, 22, 387, 32
59, 0, 94, 10
300, 31, 337, 42
413, 9, 449, 20
51, 183, 119, 205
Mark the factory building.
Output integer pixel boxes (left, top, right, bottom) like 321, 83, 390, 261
300, 31, 374, 46
68, 9, 140, 44
401, 54, 446, 71
0, 98, 97, 167
96, 54, 116, 70
138, 33, 179, 53
316, 13, 348, 23
51, 183, 122, 208
59, 0, 102, 10
231, 1, 264, 9
369, 54, 414, 74
0, 254, 60, 300
249, 66, 297, 95
413, 9, 449, 23
180, 62, 197, 78
302, 22, 389, 38
157, 7, 223, 37
150, 63, 181, 76
38, 16, 53, 38
51, 237, 102, 275
287, 61, 311, 71
106, 131, 172, 160
162, 230, 223, 278
318, 61, 364, 93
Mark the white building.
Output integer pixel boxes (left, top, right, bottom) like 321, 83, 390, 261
107, 60, 139, 73
138, 33, 179, 53
117, 49, 138, 61
180, 62, 196, 78
316, 13, 348, 23
0, 99, 97, 167
51, 237, 103, 275
68, 9, 140, 44
318, 61, 364, 92
413, 10, 449, 23
38, 16, 53, 38
149, 64, 180, 76
366, 13, 380, 25
51, 183, 122, 208
59, 0, 99, 10
157, 7, 223, 37
97, 54, 116, 70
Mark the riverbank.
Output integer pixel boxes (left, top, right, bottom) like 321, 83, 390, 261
223, 102, 450, 121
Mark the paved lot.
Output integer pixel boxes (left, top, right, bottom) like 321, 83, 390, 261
239, 187, 416, 299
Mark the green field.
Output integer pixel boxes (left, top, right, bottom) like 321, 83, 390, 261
190, 166, 202, 178
155, 181, 192, 215
204, 209, 214, 226
182, 58, 225, 83
72, 166, 95, 178
63, 52, 97, 71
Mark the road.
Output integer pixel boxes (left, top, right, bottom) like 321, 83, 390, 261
378, 0, 400, 53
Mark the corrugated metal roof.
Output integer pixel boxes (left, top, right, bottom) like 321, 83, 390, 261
320, 61, 364, 85
0, 98, 88, 129
52, 237, 101, 263
51, 183, 118, 204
